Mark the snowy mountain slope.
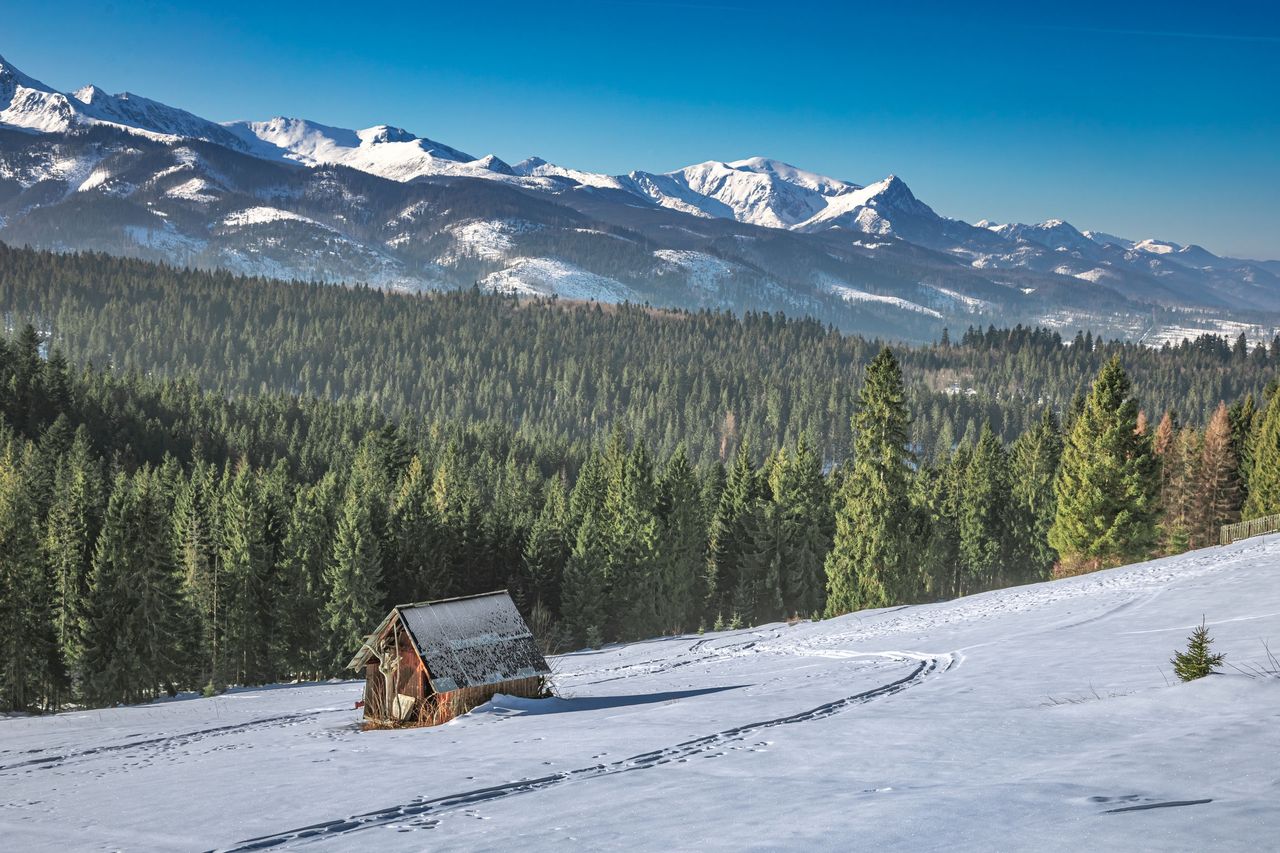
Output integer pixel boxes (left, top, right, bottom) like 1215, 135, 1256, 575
1, 52, 1277, 339
3, 536, 1278, 851
623, 157, 861, 229
480, 257, 637, 301
220, 118, 522, 183
0, 54, 250, 147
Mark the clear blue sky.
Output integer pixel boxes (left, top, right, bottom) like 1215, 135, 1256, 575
4, 0, 1277, 258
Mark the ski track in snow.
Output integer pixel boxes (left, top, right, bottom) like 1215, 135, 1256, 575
216, 651, 952, 851
0, 709, 349, 774
564, 627, 784, 686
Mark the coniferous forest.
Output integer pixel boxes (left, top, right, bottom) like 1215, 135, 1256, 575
1, 244, 1278, 713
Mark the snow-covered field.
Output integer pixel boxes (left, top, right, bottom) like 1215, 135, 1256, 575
1143, 320, 1278, 350
4, 537, 1280, 851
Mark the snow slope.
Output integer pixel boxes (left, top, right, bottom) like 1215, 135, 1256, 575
3, 536, 1279, 851
221, 118, 504, 182
4, 52, 1278, 330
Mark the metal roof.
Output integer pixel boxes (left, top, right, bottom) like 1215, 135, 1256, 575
347, 591, 551, 693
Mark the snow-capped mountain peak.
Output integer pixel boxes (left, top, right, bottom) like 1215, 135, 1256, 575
469, 154, 514, 175
2, 51, 1277, 335
512, 156, 549, 174
724, 156, 860, 196
983, 218, 1096, 253
626, 157, 865, 229
508, 156, 625, 190
222, 116, 479, 181
1, 56, 246, 145
1083, 230, 1135, 250
70, 83, 106, 105
1134, 238, 1182, 255
0, 53, 55, 97
791, 173, 937, 237
0, 54, 80, 134
357, 124, 416, 145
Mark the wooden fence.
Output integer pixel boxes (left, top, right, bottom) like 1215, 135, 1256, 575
1220, 513, 1280, 546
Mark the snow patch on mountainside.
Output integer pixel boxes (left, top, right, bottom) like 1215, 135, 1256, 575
822, 276, 943, 318
76, 167, 115, 193
124, 221, 207, 253
444, 219, 540, 262
926, 284, 991, 312
165, 177, 218, 203
481, 258, 635, 301
36, 152, 106, 190
654, 249, 737, 292
222, 206, 332, 230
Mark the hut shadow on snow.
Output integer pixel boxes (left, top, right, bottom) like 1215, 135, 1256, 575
483, 685, 747, 717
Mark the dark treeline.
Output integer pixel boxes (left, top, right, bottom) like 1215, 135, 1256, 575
1, 245, 1279, 714
2, 243, 1278, 465
2, 323, 1277, 714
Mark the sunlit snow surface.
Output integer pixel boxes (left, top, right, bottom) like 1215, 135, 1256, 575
3, 537, 1280, 851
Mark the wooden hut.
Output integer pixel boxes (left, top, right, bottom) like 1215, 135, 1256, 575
347, 590, 552, 727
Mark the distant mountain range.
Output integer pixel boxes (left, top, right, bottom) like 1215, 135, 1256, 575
2, 53, 1276, 343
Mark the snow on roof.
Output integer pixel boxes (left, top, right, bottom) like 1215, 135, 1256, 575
348, 591, 550, 693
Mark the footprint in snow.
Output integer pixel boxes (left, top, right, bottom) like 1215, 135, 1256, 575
1088, 794, 1213, 814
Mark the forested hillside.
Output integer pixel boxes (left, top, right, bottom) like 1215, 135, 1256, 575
1, 245, 1277, 464
1, 246, 1279, 714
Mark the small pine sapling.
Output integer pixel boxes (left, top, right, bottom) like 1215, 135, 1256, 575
1171, 618, 1225, 682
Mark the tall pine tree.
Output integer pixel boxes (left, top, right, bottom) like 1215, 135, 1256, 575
825, 347, 917, 614
1049, 356, 1159, 572
1242, 387, 1280, 520
1009, 408, 1062, 582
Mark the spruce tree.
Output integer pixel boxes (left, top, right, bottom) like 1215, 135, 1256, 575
1242, 388, 1280, 520
0, 439, 49, 711
655, 446, 706, 633
1229, 394, 1258, 499
772, 436, 831, 618
600, 432, 660, 641
706, 442, 762, 625
957, 424, 1010, 594
220, 462, 274, 684
825, 347, 917, 615
128, 469, 189, 698
561, 452, 608, 647
81, 473, 138, 705
276, 476, 338, 678
173, 460, 222, 688
386, 455, 447, 606
913, 448, 963, 599
324, 476, 386, 673
1009, 408, 1062, 582
523, 475, 570, 617
744, 478, 788, 624
1171, 619, 1224, 682
81, 470, 187, 704
429, 440, 479, 595
1049, 356, 1159, 572
42, 426, 102, 699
